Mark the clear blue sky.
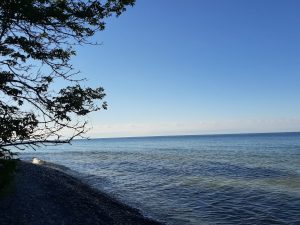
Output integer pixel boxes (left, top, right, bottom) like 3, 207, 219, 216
71, 0, 300, 137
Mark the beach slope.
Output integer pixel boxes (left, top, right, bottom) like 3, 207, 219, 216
0, 161, 163, 225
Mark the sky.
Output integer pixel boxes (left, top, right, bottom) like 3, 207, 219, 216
71, 0, 300, 137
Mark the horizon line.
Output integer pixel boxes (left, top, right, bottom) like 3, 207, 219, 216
76, 130, 300, 140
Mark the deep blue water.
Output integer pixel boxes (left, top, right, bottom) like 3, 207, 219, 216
20, 132, 300, 225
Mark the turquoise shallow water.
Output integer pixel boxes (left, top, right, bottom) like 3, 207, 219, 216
21, 132, 300, 225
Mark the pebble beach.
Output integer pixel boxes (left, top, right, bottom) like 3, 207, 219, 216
0, 161, 163, 225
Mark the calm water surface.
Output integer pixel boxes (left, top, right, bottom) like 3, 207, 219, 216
21, 132, 300, 225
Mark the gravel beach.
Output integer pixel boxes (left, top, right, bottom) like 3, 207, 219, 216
0, 161, 164, 225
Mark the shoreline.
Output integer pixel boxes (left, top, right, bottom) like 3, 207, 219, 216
0, 160, 164, 225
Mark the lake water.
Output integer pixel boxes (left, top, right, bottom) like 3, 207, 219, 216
20, 132, 300, 225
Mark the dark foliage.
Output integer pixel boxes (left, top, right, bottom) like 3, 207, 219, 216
0, 0, 135, 157
0, 159, 17, 195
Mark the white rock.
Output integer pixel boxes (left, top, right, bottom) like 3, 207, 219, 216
32, 157, 44, 165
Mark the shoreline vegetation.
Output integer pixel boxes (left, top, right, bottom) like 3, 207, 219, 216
0, 160, 163, 225
0, 159, 18, 197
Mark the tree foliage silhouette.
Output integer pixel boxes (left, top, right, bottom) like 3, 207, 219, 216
0, 0, 135, 158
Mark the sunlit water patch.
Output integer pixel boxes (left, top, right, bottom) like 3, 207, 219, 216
20, 132, 300, 225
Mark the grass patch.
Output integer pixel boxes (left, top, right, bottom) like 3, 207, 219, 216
0, 159, 18, 197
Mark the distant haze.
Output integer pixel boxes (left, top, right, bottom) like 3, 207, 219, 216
87, 118, 300, 138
